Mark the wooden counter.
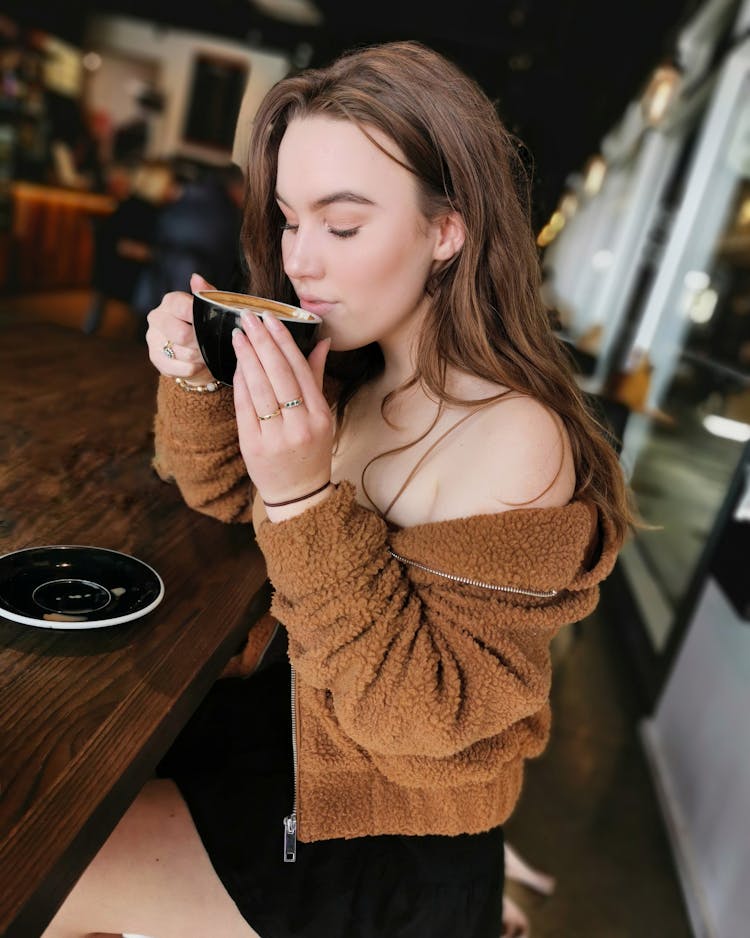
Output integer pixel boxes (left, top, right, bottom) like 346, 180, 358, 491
3, 182, 116, 292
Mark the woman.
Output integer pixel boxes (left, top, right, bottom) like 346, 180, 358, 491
45, 41, 630, 938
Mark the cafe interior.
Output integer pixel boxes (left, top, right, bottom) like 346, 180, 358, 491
1, 1, 749, 937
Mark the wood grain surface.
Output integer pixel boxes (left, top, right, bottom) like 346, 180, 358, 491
0, 322, 269, 938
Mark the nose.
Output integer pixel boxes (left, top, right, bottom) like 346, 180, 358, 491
283, 227, 324, 282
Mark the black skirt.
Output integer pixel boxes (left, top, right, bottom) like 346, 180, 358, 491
157, 660, 505, 938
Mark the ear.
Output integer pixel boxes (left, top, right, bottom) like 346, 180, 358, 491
432, 211, 466, 262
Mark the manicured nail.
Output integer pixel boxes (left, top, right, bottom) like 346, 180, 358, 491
232, 327, 244, 342
240, 310, 260, 330
262, 312, 282, 331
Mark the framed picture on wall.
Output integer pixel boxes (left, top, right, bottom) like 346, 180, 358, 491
183, 54, 249, 153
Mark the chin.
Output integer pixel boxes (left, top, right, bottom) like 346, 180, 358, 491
330, 338, 374, 354
321, 327, 366, 354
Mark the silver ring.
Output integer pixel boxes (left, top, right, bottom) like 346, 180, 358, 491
258, 408, 281, 421
163, 340, 175, 360
281, 396, 304, 409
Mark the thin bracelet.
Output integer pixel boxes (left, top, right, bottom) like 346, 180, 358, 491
263, 481, 332, 508
174, 376, 222, 393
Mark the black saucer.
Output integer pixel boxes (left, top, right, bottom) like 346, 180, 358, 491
0, 546, 165, 629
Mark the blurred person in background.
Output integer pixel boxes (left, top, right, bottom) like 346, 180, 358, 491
82, 159, 174, 336
130, 161, 246, 327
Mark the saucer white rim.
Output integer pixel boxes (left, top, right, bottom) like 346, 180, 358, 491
192, 289, 322, 324
0, 545, 166, 630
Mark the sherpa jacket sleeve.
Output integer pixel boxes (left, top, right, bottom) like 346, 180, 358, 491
256, 480, 620, 761
152, 376, 256, 523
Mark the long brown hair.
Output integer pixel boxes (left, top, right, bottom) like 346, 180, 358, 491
241, 41, 634, 543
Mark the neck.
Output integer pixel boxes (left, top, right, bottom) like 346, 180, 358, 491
376, 296, 430, 391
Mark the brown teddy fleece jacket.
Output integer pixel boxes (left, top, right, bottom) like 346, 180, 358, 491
153, 377, 621, 842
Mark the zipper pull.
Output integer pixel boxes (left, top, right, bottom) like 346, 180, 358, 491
283, 813, 297, 863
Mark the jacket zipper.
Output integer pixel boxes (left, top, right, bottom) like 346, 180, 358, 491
281, 555, 555, 862
387, 549, 559, 598
283, 662, 299, 862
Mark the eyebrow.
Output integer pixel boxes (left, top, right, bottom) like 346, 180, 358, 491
276, 190, 376, 210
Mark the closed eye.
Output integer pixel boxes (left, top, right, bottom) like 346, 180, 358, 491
327, 226, 359, 239
280, 222, 298, 233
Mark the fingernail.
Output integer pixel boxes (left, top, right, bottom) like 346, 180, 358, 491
232, 327, 244, 342
262, 312, 282, 331
240, 310, 261, 330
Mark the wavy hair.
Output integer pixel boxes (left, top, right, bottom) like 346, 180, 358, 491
240, 41, 634, 542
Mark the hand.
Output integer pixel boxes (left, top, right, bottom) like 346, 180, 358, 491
145, 272, 215, 383
232, 307, 333, 514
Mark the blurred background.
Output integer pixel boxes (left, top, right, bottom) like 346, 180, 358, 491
2, 1, 749, 936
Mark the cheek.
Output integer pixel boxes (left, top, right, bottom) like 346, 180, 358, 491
280, 235, 293, 271
356, 231, 433, 293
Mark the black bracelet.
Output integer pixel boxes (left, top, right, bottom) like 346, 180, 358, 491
262, 480, 332, 508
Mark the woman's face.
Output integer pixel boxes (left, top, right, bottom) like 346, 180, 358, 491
275, 115, 445, 352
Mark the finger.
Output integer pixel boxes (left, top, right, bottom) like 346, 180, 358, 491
147, 326, 204, 373
232, 327, 281, 420
190, 272, 217, 293
240, 312, 303, 407
256, 314, 328, 411
146, 322, 204, 363
161, 339, 205, 364
148, 353, 210, 380
232, 361, 261, 444
147, 294, 196, 336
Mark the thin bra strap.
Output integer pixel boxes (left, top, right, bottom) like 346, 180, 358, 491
378, 396, 509, 522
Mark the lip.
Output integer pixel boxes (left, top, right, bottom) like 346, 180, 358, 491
298, 296, 336, 317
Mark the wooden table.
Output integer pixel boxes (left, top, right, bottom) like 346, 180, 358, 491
0, 322, 269, 938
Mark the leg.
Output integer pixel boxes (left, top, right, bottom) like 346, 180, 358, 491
42, 779, 260, 938
501, 896, 530, 938
504, 842, 556, 895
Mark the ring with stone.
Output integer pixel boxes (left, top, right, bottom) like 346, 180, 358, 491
281, 397, 304, 409
163, 340, 176, 360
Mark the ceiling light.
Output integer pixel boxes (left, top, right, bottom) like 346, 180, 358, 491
558, 192, 578, 219
582, 155, 606, 197
688, 288, 718, 323
684, 270, 710, 291
702, 415, 750, 443
641, 65, 681, 127
536, 224, 556, 247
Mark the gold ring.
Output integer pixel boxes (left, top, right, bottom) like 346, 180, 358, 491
281, 396, 304, 409
258, 408, 281, 421
163, 340, 175, 360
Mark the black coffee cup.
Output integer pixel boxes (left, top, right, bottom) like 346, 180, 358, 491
192, 290, 322, 386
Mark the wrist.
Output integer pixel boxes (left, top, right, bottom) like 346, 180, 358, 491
174, 376, 223, 393
263, 481, 334, 523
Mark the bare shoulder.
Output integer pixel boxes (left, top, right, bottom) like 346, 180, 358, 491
444, 392, 576, 517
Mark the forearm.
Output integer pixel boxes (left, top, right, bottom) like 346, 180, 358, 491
153, 375, 255, 523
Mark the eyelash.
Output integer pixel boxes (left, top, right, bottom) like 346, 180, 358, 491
279, 223, 360, 239
328, 226, 360, 239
